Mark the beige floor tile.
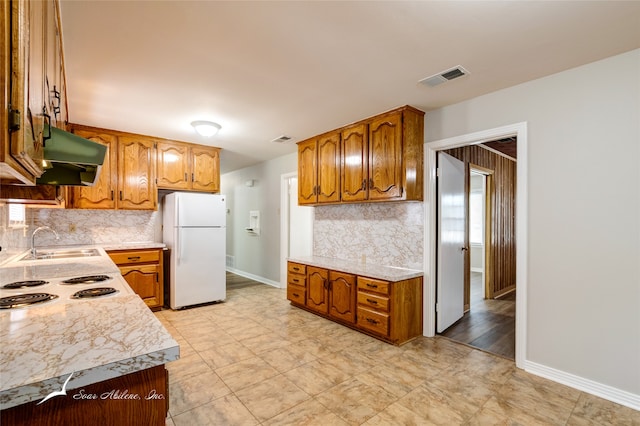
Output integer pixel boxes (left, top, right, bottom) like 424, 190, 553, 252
465, 401, 549, 426
567, 392, 640, 425
168, 371, 231, 416
356, 362, 428, 398
395, 382, 478, 423
482, 394, 569, 425
447, 349, 517, 386
171, 394, 259, 426
165, 414, 175, 426
187, 330, 236, 352
214, 356, 279, 392
198, 340, 255, 369
320, 348, 379, 376
263, 398, 351, 426
239, 331, 293, 354
166, 353, 213, 384
234, 374, 310, 422
364, 401, 438, 426
282, 358, 352, 396
315, 377, 398, 424
259, 344, 317, 373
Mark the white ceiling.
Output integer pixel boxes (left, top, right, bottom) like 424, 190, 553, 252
59, 1, 640, 174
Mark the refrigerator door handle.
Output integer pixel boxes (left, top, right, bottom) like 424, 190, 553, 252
176, 228, 182, 265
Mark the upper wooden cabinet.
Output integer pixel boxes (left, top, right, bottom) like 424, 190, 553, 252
118, 136, 157, 210
298, 131, 340, 205
67, 129, 118, 209
298, 105, 424, 205
157, 141, 220, 193
67, 125, 157, 210
1, 0, 68, 184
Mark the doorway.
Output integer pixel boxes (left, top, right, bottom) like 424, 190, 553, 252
280, 172, 313, 288
436, 144, 517, 359
424, 122, 527, 368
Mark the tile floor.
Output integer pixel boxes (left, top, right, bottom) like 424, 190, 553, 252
155, 278, 639, 425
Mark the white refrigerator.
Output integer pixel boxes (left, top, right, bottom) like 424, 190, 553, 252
163, 192, 226, 309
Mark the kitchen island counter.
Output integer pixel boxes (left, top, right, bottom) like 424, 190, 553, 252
0, 250, 179, 412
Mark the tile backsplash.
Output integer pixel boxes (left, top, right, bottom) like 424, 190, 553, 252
313, 202, 424, 270
0, 205, 161, 261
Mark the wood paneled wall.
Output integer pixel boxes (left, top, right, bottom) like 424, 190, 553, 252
444, 145, 516, 303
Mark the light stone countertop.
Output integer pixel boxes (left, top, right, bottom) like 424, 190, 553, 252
0, 247, 179, 410
287, 255, 423, 282
101, 242, 166, 251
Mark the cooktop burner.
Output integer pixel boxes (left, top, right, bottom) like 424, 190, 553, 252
2, 280, 49, 289
62, 275, 112, 285
0, 293, 59, 309
71, 287, 118, 299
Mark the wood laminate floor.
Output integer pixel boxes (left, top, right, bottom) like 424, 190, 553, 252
155, 272, 638, 425
440, 272, 516, 359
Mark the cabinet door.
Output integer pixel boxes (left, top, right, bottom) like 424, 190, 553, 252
44, 0, 63, 128
368, 112, 403, 200
297, 139, 317, 205
329, 271, 356, 324
117, 137, 157, 210
341, 123, 368, 202
191, 146, 220, 192
156, 141, 190, 190
67, 130, 117, 209
316, 132, 340, 204
306, 266, 328, 314
9, 0, 45, 178
120, 263, 162, 309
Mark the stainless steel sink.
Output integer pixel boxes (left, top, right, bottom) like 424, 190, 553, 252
19, 248, 101, 261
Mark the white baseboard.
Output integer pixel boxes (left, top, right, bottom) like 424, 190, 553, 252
226, 267, 281, 288
524, 360, 640, 411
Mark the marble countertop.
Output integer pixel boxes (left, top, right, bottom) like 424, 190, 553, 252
0, 247, 179, 410
102, 242, 166, 251
287, 255, 423, 281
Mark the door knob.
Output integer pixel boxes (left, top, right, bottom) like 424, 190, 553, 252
461, 247, 469, 251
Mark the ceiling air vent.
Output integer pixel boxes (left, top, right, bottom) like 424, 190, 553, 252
419, 65, 469, 87
271, 135, 293, 143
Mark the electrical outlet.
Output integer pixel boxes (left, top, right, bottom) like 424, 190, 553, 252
69, 224, 76, 233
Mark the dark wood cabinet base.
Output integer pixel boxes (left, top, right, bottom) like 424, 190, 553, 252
0, 365, 168, 426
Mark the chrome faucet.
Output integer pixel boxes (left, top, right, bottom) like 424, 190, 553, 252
31, 226, 60, 258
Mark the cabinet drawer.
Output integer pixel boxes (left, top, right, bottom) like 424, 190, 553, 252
108, 249, 161, 265
288, 274, 306, 287
357, 307, 389, 336
357, 277, 390, 296
288, 262, 307, 275
287, 285, 306, 305
357, 291, 389, 312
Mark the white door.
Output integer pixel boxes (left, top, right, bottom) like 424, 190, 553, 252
437, 152, 466, 332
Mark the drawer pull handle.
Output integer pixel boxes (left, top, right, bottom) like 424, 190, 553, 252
292, 267, 300, 271
293, 278, 299, 283
293, 293, 300, 297
366, 318, 379, 325
366, 283, 378, 289
366, 298, 378, 305
128, 256, 141, 261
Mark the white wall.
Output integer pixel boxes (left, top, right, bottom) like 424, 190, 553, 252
220, 152, 297, 284
425, 49, 640, 396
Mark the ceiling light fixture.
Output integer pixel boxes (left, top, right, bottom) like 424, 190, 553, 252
191, 120, 221, 137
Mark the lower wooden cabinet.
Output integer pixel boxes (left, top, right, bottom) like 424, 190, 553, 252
107, 248, 164, 311
0, 365, 168, 426
287, 261, 422, 345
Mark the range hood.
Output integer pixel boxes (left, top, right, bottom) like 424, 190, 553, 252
36, 127, 107, 186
